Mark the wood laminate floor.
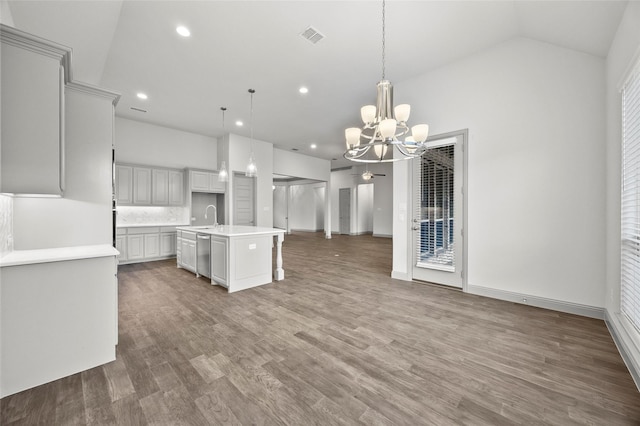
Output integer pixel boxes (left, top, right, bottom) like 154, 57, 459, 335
2, 232, 640, 425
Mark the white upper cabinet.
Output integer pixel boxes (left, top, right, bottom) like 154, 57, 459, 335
190, 169, 225, 193
190, 170, 210, 192
152, 169, 169, 205
115, 163, 184, 206
133, 167, 152, 205
115, 165, 133, 205
168, 170, 184, 205
0, 25, 71, 196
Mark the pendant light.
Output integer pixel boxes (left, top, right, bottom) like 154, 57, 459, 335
218, 107, 228, 183
246, 89, 257, 177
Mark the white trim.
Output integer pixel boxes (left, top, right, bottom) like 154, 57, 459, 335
617, 43, 640, 91
467, 285, 605, 319
391, 270, 411, 281
373, 233, 392, 238
605, 309, 640, 391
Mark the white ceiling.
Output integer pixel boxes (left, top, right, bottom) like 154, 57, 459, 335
7, 0, 629, 168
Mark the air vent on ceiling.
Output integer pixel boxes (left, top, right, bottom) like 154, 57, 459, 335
301, 26, 324, 44
130, 107, 147, 113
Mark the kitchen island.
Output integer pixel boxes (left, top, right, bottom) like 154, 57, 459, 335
176, 225, 285, 293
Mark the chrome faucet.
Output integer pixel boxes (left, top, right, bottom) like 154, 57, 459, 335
204, 204, 218, 227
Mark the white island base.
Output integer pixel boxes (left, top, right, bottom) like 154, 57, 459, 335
177, 225, 284, 293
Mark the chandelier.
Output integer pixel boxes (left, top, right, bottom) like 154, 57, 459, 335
344, 0, 429, 163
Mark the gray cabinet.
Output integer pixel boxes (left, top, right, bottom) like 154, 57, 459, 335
190, 169, 225, 193
133, 167, 152, 205
117, 226, 177, 264
126, 234, 144, 260
178, 231, 197, 273
115, 164, 183, 206
115, 166, 133, 205
168, 170, 184, 205
211, 236, 228, 287
0, 25, 71, 195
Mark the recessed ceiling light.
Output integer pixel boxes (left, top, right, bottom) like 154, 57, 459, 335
235, 120, 243, 127
176, 26, 191, 37
310, 143, 317, 149
299, 87, 309, 94
136, 92, 148, 100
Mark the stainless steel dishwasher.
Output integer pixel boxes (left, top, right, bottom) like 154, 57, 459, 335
196, 234, 211, 278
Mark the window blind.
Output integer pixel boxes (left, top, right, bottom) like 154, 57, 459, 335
621, 56, 640, 331
414, 144, 456, 270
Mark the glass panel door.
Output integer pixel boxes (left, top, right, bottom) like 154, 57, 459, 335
412, 132, 466, 288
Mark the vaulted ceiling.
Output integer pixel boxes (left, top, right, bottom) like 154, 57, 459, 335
7, 1, 629, 168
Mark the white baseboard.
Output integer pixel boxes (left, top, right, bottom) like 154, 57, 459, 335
605, 309, 640, 392
391, 270, 411, 281
373, 233, 392, 238
290, 228, 324, 233
466, 285, 605, 319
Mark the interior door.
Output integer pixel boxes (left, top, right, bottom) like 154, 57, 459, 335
339, 188, 351, 235
412, 131, 466, 288
234, 174, 256, 226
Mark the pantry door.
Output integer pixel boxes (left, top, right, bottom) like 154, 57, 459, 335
233, 174, 256, 226
412, 130, 467, 288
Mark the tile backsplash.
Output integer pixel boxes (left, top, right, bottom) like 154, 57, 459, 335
0, 194, 14, 257
116, 206, 189, 226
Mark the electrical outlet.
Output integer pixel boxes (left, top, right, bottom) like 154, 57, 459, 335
522, 298, 528, 304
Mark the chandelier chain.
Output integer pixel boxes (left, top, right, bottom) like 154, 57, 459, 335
381, 0, 386, 80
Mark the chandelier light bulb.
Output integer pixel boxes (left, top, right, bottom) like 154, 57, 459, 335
345, 128, 362, 148
379, 119, 397, 139
411, 124, 429, 143
374, 143, 388, 159
361, 105, 376, 124
394, 104, 410, 123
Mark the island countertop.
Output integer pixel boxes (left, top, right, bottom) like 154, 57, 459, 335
176, 225, 285, 237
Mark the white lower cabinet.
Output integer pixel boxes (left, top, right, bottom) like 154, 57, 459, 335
118, 226, 178, 264
144, 233, 160, 258
161, 232, 176, 256
211, 236, 228, 287
115, 235, 127, 262
127, 234, 144, 260
177, 231, 196, 273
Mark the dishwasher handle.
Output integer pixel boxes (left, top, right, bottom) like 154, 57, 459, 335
197, 234, 211, 240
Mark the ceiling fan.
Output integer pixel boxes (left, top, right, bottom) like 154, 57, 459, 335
352, 167, 386, 181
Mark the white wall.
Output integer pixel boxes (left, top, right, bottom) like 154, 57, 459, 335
273, 148, 330, 182
289, 183, 325, 232
115, 117, 217, 169
225, 133, 273, 227
273, 185, 287, 229
0, 0, 14, 26
357, 184, 373, 234
0, 195, 13, 257
605, 1, 640, 386
393, 37, 606, 308
330, 162, 393, 236
13, 86, 116, 249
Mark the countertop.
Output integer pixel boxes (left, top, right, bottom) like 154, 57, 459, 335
0, 244, 119, 268
116, 223, 189, 229
176, 225, 285, 237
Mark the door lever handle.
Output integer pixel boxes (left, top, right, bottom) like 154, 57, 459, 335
412, 226, 420, 231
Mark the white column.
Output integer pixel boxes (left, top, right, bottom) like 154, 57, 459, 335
274, 232, 284, 280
